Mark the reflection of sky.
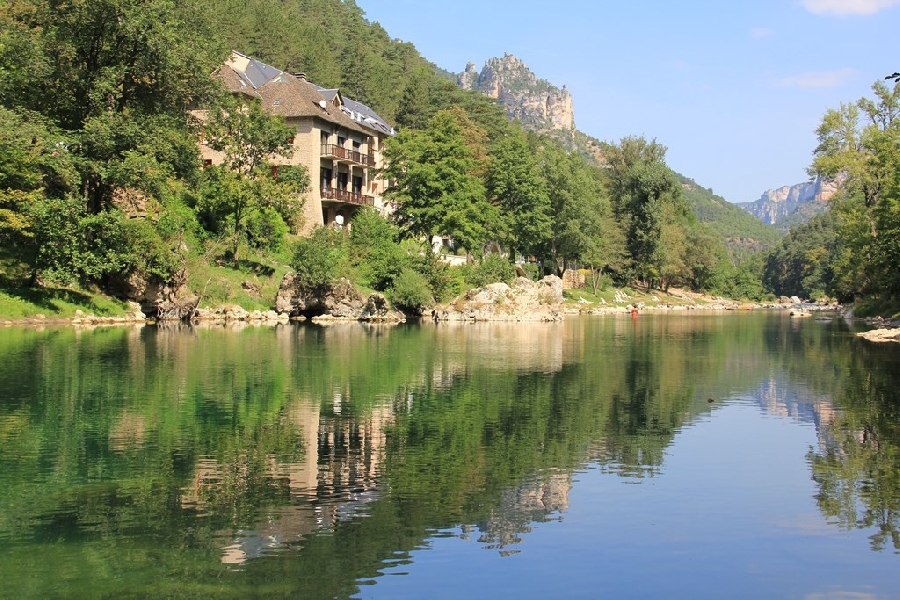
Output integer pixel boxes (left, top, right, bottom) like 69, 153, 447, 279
363, 401, 897, 600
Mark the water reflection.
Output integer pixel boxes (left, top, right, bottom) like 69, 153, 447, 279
0, 315, 898, 597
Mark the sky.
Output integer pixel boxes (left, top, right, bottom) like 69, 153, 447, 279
358, 0, 898, 203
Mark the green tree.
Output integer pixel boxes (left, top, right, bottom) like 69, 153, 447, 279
486, 129, 551, 260
200, 96, 307, 264
604, 137, 685, 289
291, 226, 348, 295
383, 109, 497, 254
809, 80, 900, 303
0, 0, 219, 213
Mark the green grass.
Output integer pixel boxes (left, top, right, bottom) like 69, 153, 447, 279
0, 286, 131, 319
185, 243, 292, 311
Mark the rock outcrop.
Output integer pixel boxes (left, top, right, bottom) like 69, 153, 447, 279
458, 54, 574, 133
738, 174, 846, 229
275, 274, 404, 321
433, 276, 564, 322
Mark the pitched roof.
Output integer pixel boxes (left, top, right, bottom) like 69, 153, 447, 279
219, 51, 394, 137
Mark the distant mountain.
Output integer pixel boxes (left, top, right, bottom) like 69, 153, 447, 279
678, 175, 781, 252
737, 175, 845, 232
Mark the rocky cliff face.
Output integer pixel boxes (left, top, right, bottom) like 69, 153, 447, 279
737, 175, 845, 229
458, 54, 574, 133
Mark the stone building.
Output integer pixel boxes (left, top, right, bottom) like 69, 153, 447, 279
200, 51, 394, 231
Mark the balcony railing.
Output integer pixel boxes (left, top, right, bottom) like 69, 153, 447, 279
321, 144, 374, 167
321, 186, 374, 206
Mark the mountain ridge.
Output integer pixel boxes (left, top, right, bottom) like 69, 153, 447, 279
737, 175, 845, 232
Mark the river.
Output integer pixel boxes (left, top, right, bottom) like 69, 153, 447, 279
0, 313, 898, 598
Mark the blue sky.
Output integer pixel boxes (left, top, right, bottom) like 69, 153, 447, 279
358, 0, 897, 203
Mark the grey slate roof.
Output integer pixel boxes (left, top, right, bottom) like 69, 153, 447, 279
221, 51, 394, 137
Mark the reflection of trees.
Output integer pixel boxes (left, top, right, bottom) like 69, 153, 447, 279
0, 315, 807, 595
798, 329, 900, 552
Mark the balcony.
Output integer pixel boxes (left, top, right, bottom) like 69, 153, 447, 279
321, 186, 374, 206
321, 144, 374, 167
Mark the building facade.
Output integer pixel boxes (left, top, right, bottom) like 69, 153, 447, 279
200, 51, 394, 231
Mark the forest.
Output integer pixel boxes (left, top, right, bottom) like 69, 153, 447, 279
0, 0, 896, 317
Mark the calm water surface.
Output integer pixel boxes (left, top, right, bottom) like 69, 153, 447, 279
0, 313, 898, 598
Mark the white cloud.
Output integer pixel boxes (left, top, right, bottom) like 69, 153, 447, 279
751, 27, 775, 38
777, 68, 856, 87
800, 0, 900, 15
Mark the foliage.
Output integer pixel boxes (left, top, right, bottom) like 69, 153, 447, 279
291, 226, 348, 293
199, 96, 308, 264
383, 109, 497, 253
388, 267, 433, 312
348, 208, 406, 291
485, 128, 550, 258
766, 80, 900, 306
464, 253, 516, 288
763, 212, 838, 300
603, 136, 688, 289
406, 242, 462, 302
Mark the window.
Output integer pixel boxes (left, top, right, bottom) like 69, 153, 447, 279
320, 167, 333, 189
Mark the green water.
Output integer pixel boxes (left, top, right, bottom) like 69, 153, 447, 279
0, 314, 898, 598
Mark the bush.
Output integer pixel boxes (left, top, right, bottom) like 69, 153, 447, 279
349, 208, 406, 290
291, 226, 348, 292
245, 207, 289, 252
520, 262, 541, 281
464, 253, 515, 288
389, 267, 433, 313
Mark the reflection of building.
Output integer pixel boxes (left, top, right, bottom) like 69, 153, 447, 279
199, 51, 394, 230
180, 398, 393, 565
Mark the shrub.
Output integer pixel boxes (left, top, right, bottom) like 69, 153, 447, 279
291, 226, 348, 292
245, 207, 289, 252
464, 253, 515, 288
349, 208, 406, 290
520, 262, 541, 281
389, 267, 433, 313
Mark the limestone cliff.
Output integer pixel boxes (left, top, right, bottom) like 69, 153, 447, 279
458, 54, 575, 133
737, 174, 845, 230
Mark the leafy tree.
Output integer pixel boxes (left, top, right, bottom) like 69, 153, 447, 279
763, 212, 838, 300
485, 129, 550, 260
809, 80, 900, 303
463, 252, 516, 287
383, 109, 497, 254
0, 0, 219, 213
604, 137, 686, 289
200, 96, 307, 264
291, 226, 348, 294
348, 207, 407, 291
388, 267, 433, 313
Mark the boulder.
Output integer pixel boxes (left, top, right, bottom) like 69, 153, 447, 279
275, 274, 368, 320
434, 275, 564, 322
360, 293, 406, 322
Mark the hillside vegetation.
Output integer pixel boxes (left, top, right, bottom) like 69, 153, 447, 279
0, 0, 789, 319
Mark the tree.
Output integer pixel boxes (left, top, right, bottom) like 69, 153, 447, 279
536, 140, 625, 283
0, 0, 220, 213
809, 80, 900, 303
603, 137, 685, 289
200, 95, 308, 264
383, 109, 497, 254
485, 129, 550, 260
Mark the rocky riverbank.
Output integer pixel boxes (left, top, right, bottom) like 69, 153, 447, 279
0, 276, 861, 328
